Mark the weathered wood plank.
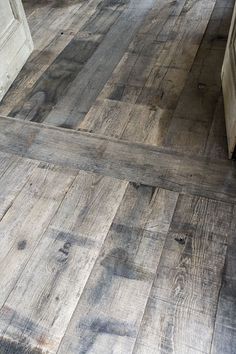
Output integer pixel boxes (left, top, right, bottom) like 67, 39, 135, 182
0, 171, 127, 353
79, 98, 135, 137
80, 0, 216, 144
79, 98, 172, 146
133, 194, 233, 354
0, 163, 75, 310
211, 277, 236, 354
0, 0, 103, 117
41, 0, 158, 128
204, 94, 228, 159
10, 35, 103, 123
57, 184, 178, 353
211, 205, 236, 354
164, 0, 234, 156
0, 116, 236, 203
0, 156, 38, 219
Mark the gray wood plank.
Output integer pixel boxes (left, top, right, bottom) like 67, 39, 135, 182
0, 116, 236, 204
0, 0, 103, 117
0, 163, 75, 310
57, 185, 178, 353
133, 193, 233, 354
10, 35, 103, 123
42, 0, 162, 128
0, 156, 38, 219
0, 171, 127, 353
164, 0, 234, 156
76, 0, 216, 143
211, 205, 236, 354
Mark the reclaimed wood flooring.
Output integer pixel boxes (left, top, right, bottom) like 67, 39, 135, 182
0, 0, 235, 353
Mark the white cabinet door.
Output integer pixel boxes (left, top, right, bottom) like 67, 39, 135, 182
222, 3, 236, 158
0, 0, 33, 101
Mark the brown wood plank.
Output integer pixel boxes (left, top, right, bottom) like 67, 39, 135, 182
0, 116, 236, 203
57, 184, 178, 353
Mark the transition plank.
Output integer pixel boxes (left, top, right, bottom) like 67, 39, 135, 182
0, 116, 236, 203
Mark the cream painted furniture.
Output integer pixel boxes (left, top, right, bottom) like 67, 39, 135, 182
0, 0, 33, 101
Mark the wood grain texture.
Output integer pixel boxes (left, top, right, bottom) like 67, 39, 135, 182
133, 194, 233, 354
0, 1, 235, 353
0, 116, 236, 204
10, 35, 103, 123
29, 0, 158, 129
77, 0, 216, 144
211, 205, 236, 354
8, 0, 131, 124
0, 0, 103, 116
164, 0, 234, 156
0, 155, 38, 219
0, 171, 127, 353
57, 184, 178, 354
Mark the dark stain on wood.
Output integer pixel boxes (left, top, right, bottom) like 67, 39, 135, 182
77, 317, 136, 353
56, 230, 96, 248
89, 245, 153, 303
0, 337, 42, 354
101, 248, 151, 280
23, 0, 83, 9
210, 34, 227, 43
89, 317, 136, 337
174, 236, 186, 245
58, 123, 74, 129
10, 39, 101, 123
99, 0, 130, 9
130, 182, 141, 189
109, 85, 126, 101
17, 240, 27, 250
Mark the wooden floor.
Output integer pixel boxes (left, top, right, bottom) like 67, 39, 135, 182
0, 0, 235, 353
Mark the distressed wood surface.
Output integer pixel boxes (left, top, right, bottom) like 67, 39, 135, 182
0, 0, 158, 129
57, 184, 178, 354
211, 206, 236, 354
0, 0, 103, 116
0, 0, 235, 353
0, 171, 127, 353
0, 154, 37, 219
0, 116, 236, 204
77, 0, 216, 143
0, 163, 75, 309
133, 194, 233, 354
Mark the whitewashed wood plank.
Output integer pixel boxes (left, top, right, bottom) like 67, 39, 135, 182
57, 185, 178, 354
0, 163, 75, 308
133, 194, 233, 354
0, 171, 127, 353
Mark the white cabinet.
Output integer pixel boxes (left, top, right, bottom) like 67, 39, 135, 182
0, 0, 33, 101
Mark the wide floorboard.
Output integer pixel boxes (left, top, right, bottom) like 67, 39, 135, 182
0, 0, 235, 353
